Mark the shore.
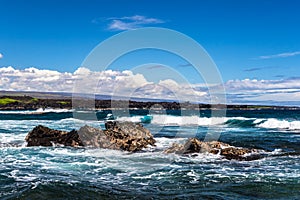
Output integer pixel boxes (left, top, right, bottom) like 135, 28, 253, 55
1, 92, 300, 199
0, 91, 299, 111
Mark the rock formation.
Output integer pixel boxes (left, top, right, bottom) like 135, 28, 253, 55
25, 123, 262, 160
164, 138, 262, 161
25, 125, 83, 147
25, 121, 156, 152
77, 125, 117, 149
78, 121, 156, 152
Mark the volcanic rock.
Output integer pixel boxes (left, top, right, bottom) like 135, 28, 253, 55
26, 121, 156, 152
78, 121, 156, 151
78, 125, 118, 149
165, 138, 261, 160
104, 121, 156, 152
25, 125, 83, 147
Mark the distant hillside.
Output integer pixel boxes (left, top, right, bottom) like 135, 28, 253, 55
0, 94, 299, 111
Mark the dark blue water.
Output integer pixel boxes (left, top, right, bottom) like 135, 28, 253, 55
0, 109, 300, 199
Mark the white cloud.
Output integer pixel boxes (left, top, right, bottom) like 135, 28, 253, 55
259, 51, 300, 59
0, 53, 3, 59
73, 68, 204, 101
158, 79, 206, 100
107, 15, 165, 31
0, 66, 74, 92
224, 78, 300, 91
1, 66, 299, 105
74, 67, 91, 75
221, 78, 300, 104
0, 66, 205, 102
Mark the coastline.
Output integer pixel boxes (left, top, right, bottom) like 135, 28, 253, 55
0, 91, 299, 111
1, 92, 300, 199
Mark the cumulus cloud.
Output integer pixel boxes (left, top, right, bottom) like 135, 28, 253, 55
0, 66, 207, 102
224, 78, 300, 91
106, 15, 165, 31
221, 78, 300, 104
0, 53, 3, 59
0, 66, 74, 91
1, 66, 299, 105
258, 51, 300, 59
158, 79, 206, 99
73, 68, 207, 101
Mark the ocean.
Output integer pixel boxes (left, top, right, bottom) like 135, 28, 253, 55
0, 108, 300, 199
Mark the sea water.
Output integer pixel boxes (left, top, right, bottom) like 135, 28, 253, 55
0, 109, 300, 199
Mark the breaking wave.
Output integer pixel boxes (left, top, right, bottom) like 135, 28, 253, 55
1, 109, 300, 130
116, 115, 300, 130
0, 108, 73, 114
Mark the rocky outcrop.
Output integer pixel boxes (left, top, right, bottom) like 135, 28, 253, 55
25, 125, 83, 147
78, 121, 156, 152
77, 125, 117, 149
26, 121, 156, 152
165, 138, 261, 161
25, 124, 261, 160
105, 121, 155, 143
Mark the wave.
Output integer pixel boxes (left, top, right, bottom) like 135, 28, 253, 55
115, 115, 300, 130
225, 118, 264, 128
117, 115, 231, 126
257, 118, 300, 130
117, 115, 253, 127
1, 109, 300, 131
0, 108, 73, 114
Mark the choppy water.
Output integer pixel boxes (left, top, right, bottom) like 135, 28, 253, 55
0, 109, 300, 199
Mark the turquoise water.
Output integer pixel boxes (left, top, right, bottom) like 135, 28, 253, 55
0, 109, 300, 199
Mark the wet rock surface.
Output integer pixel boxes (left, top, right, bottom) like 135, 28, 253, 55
25, 125, 83, 147
78, 122, 156, 152
104, 121, 156, 151
165, 138, 262, 161
26, 121, 156, 152
25, 123, 262, 160
78, 125, 117, 149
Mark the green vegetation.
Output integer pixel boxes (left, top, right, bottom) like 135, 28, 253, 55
57, 101, 69, 105
28, 98, 39, 103
247, 105, 273, 109
0, 98, 20, 105
0, 96, 40, 106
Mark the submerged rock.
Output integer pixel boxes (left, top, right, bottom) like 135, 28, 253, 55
25, 125, 83, 147
165, 138, 261, 161
26, 121, 156, 152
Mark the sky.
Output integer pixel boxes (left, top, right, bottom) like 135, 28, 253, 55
0, 0, 300, 105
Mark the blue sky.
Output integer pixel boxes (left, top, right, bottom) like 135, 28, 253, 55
0, 0, 300, 105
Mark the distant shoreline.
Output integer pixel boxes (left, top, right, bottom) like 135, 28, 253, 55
0, 91, 299, 111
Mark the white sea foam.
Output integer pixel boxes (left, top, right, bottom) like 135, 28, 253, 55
0, 108, 73, 114
117, 115, 227, 126
117, 116, 143, 123
257, 118, 300, 130
116, 114, 300, 130
253, 118, 265, 124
